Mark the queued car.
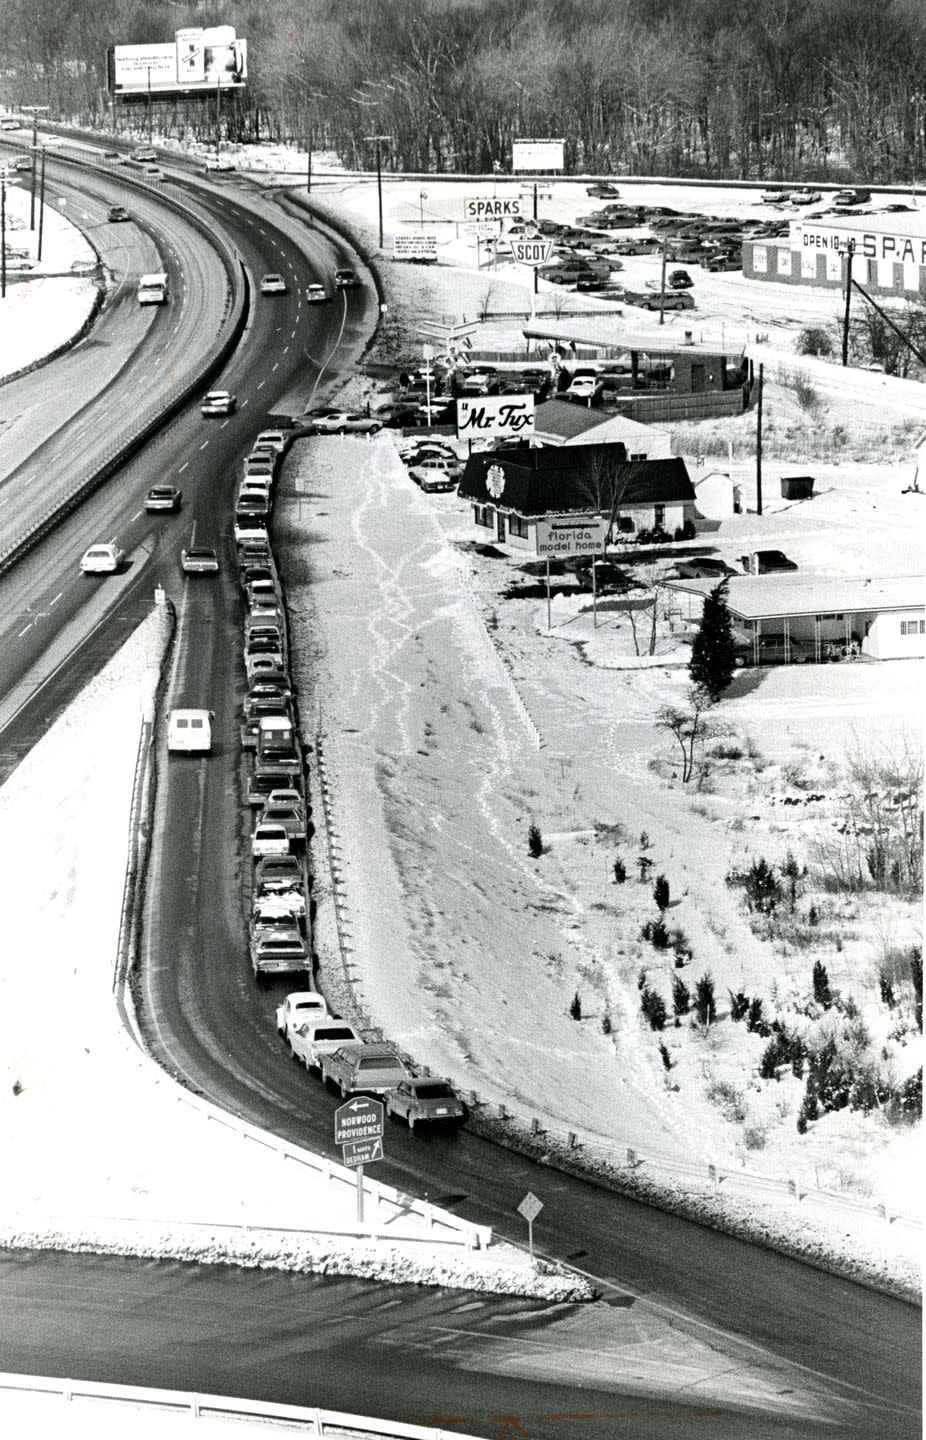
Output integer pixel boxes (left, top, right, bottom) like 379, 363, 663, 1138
107, 205, 130, 222
181, 546, 219, 574
320, 1041, 411, 1098
276, 991, 329, 1039
144, 485, 182, 513
254, 429, 289, 454
260, 273, 288, 295
250, 916, 309, 981
257, 801, 306, 846
385, 1076, 467, 1132
261, 857, 307, 902
334, 267, 360, 289
201, 389, 236, 416
79, 541, 125, 575
408, 456, 458, 492
251, 819, 291, 858
305, 283, 329, 303
289, 1020, 363, 1071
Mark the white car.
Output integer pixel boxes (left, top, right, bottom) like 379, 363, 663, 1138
309, 411, 382, 435
260, 273, 288, 295
289, 1019, 363, 1071
276, 991, 329, 1038
80, 542, 125, 574
251, 821, 291, 858
565, 375, 601, 401
255, 430, 289, 454
306, 283, 329, 303
143, 165, 164, 180
408, 457, 458, 493
201, 390, 236, 416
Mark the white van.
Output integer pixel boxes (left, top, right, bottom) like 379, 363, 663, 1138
167, 708, 213, 754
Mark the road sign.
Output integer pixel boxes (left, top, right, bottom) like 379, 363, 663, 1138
511, 238, 555, 266
518, 1191, 544, 1223
463, 195, 523, 221
335, 1096, 384, 1145
342, 1137, 384, 1167
418, 321, 479, 341
462, 221, 498, 239
535, 516, 608, 558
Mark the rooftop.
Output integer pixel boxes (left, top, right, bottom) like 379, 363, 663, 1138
459, 448, 695, 514
666, 574, 925, 620
534, 398, 659, 443
521, 322, 746, 360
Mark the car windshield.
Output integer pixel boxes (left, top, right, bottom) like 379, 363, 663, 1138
186, 549, 215, 560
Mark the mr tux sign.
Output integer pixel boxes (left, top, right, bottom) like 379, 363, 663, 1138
457, 394, 535, 443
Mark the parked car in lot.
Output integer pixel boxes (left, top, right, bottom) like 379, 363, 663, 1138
742, 549, 799, 574
260, 273, 288, 295
408, 457, 459, 492
623, 289, 695, 311
704, 252, 742, 272
586, 182, 621, 198
181, 545, 219, 575
290, 1020, 363, 1071
833, 188, 871, 205
674, 557, 738, 579
201, 390, 236, 416
790, 188, 822, 205
305, 283, 329, 303
668, 269, 693, 289
80, 542, 125, 574
320, 1042, 411, 1098
734, 635, 812, 667
385, 1076, 467, 1131
144, 485, 182, 512
761, 188, 790, 204
565, 374, 603, 403
276, 991, 329, 1039
308, 410, 382, 434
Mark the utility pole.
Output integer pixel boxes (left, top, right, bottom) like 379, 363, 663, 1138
842, 241, 855, 367
37, 149, 46, 262
365, 134, 390, 248
659, 237, 668, 326
216, 74, 222, 159
146, 67, 152, 145
533, 180, 539, 300
1, 180, 6, 300
755, 362, 764, 517
30, 114, 37, 228
306, 115, 313, 193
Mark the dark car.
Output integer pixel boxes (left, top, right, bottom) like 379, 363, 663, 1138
107, 205, 131, 223
586, 182, 621, 198
705, 253, 742, 272
668, 269, 693, 289
674, 558, 738, 580
334, 267, 360, 288
743, 549, 799, 574
734, 635, 812, 667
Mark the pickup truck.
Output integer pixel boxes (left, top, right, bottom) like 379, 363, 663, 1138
290, 1020, 363, 1071
320, 1042, 410, 1098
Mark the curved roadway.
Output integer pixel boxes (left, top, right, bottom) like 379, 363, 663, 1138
0, 151, 918, 1438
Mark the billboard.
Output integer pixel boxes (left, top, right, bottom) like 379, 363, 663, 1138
112, 26, 247, 94
393, 232, 438, 261
512, 139, 565, 172
534, 516, 608, 557
457, 395, 535, 442
463, 195, 523, 221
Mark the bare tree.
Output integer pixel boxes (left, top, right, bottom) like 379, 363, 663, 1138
655, 686, 728, 783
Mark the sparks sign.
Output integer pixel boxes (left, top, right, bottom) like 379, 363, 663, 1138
795, 222, 926, 265
463, 195, 523, 221
457, 395, 535, 441
534, 516, 608, 558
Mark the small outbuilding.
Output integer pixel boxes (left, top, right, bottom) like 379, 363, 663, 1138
532, 399, 672, 457
780, 475, 815, 500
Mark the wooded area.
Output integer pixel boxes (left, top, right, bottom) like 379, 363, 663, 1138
0, 0, 922, 184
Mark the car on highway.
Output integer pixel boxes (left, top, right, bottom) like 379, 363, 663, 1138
0, 117, 22, 130
673, 557, 738, 580
235, 516, 270, 547
201, 390, 236, 416
255, 429, 289, 455
408, 457, 459, 492
12, 156, 32, 172
308, 411, 382, 435
107, 205, 130, 222
334, 267, 360, 289
259, 855, 306, 900
260, 273, 288, 295
166, 708, 213, 754
306, 283, 329, 303
144, 485, 182, 513
251, 820, 291, 858
202, 155, 236, 172
143, 165, 164, 180
250, 916, 309, 981
321, 1042, 411, 1098
385, 1076, 467, 1131
242, 699, 291, 750
289, 1020, 363, 1071
239, 480, 272, 507
131, 146, 157, 162
246, 650, 285, 685
236, 494, 271, 521
257, 801, 305, 845
79, 541, 125, 575
181, 546, 219, 574
276, 991, 329, 1039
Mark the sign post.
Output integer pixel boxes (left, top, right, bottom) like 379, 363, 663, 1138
517, 1190, 544, 1264
335, 1097, 385, 1226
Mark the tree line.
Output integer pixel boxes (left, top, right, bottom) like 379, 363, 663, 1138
0, 0, 923, 185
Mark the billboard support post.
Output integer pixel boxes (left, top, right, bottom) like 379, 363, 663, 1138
1, 181, 6, 301
546, 558, 551, 631
37, 150, 46, 262
365, 134, 390, 249
215, 74, 221, 158
842, 241, 855, 367
533, 182, 539, 299
146, 67, 152, 144
307, 119, 313, 193
29, 116, 37, 228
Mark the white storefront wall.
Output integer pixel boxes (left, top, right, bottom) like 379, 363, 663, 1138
863, 610, 926, 660
474, 502, 690, 551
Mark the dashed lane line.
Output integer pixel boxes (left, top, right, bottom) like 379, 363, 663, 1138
49, 592, 62, 608
199, 440, 210, 450
178, 462, 189, 473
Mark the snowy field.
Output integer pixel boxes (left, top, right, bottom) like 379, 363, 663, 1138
0, 604, 582, 1301
278, 435, 922, 1295
0, 180, 99, 380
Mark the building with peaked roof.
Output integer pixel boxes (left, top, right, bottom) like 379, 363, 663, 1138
533, 399, 672, 457
458, 444, 695, 553
667, 574, 924, 661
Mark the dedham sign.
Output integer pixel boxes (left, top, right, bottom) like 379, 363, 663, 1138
457, 395, 535, 441
535, 516, 607, 558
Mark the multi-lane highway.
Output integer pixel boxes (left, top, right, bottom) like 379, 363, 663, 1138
0, 143, 920, 1439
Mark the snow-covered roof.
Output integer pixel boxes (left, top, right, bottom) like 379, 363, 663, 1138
522, 321, 746, 360
534, 399, 659, 443
667, 574, 925, 620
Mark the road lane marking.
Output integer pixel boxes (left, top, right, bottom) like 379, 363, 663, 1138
178, 461, 189, 472
131, 509, 143, 520
257, 381, 265, 389
199, 440, 210, 450
272, 362, 278, 371
18, 625, 31, 637
49, 592, 62, 608
283, 346, 289, 355
240, 398, 249, 407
